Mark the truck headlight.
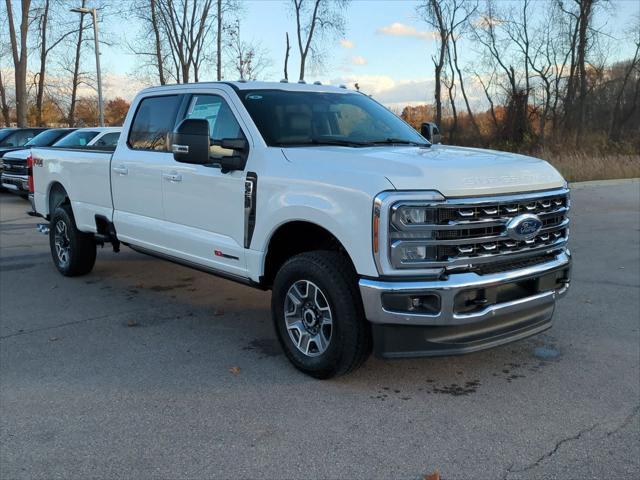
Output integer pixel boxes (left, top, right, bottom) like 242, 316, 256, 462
373, 191, 445, 275
394, 206, 436, 227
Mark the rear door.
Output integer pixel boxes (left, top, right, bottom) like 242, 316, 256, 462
160, 92, 250, 277
111, 94, 182, 246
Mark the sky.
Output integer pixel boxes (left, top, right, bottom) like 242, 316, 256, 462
86, 0, 640, 108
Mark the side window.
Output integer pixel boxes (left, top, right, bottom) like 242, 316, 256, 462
128, 95, 181, 151
94, 132, 120, 147
185, 95, 245, 158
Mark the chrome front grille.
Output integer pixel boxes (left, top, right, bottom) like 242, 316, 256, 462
1, 158, 27, 175
388, 189, 570, 270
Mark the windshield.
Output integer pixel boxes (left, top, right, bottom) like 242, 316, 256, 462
0, 129, 14, 144
239, 90, 428, 147
0, 130, 38, 148
25, 129, 73, 147
53, 130, 99, 148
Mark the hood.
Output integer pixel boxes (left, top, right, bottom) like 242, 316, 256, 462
0, 146, 23, 158
282, 144, 565, 197
1, 148, 30, 161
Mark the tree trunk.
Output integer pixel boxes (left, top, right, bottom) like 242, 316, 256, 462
216, 0, 222, 80
451, 33, 479, 136
151, 0, 166, 85
295, 0, 321, 82
429, 0, 447, 126
6, 0, 32, 127
0, 70, 10, 126
575, 0, 594, 145
36, 0, 51, 126
284, 32, 290, 81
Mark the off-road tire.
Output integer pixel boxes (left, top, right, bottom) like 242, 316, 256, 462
271, 250, 371, 379
49, 204, 96, 276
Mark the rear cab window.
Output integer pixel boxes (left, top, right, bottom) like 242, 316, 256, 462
93, 132, 121, 148
128, 95, 181, 151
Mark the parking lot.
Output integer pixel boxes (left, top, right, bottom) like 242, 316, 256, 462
1, 180, 638, 479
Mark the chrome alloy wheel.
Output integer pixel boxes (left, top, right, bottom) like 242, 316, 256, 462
284, 280, 333, 357
54, 220, 71, 268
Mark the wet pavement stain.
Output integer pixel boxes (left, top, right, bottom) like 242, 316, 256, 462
149, 284, 189, 292
0, 263, 35, 271
243, 338, 283, 358
431, 380, 481, 396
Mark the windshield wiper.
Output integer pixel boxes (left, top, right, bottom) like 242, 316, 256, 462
366, 138, 429, 147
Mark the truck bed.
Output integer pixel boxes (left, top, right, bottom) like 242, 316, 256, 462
31, 147, 114, 233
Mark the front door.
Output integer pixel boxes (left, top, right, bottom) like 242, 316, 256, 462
111, 94, 182, 246
160, 92, 250, 278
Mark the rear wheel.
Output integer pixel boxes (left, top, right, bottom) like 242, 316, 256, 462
49, 204, 96, 276
271, 250, 371, 379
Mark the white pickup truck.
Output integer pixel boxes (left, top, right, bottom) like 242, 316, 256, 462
30, 81, 571, 378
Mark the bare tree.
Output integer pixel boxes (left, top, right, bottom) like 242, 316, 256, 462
151, 0, 166, 84
291, 0, 349, 81
217, 0, 222, 80
6, 0, 32, 127
448, 0, 480, 136
68, 0, 88, 126
33, 0, 85, 126
226, 19, 271, 80
419, 0, 447, 126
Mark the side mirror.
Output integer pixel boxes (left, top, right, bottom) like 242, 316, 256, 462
420, 122, 442, 144
172, 118, 210, 164
216, 137, 248, 173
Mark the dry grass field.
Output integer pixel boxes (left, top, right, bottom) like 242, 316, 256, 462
542, 152, 640, 182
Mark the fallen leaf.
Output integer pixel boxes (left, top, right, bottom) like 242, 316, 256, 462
49, 336, 59, 342
229, 366, 241, 374
424, 470, 440, 480
127, 319, 139, 327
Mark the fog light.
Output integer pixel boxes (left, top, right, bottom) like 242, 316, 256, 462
382, 293, 441, 315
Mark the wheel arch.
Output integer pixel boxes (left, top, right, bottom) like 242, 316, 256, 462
46, 181, 71, 218
261, 220, 356, 288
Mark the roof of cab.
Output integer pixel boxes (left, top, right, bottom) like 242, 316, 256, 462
139, 80, 351, 95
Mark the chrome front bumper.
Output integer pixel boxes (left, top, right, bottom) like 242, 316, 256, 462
1, 173, 28, 192
360, 250, 571, 358
360, 250, 571, 327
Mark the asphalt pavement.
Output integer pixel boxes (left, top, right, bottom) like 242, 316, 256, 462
1, 180, 638, 479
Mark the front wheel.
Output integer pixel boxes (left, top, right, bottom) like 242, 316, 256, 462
49, 204, 97, 276
271, 251, 371, 379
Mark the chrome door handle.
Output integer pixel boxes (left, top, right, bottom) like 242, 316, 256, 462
112, 165, 128, 175
162, 172, 182, 182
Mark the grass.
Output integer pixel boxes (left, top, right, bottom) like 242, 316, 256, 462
540, 151, 640, 182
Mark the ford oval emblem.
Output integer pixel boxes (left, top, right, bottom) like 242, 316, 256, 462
506, 214, 543, 241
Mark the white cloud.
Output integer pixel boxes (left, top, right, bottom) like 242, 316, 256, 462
339, 39, 355, 49
351, 55, 367, 66
376, 22, 435, 41
330, 75, 433, 106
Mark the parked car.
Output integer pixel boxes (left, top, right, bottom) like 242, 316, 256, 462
1, 128, 77, 195
29, 82, 571, 378
0, 127, 49, 158
0, 128, 49, 193
51, 127, 121, 149
1, 128, 121, 196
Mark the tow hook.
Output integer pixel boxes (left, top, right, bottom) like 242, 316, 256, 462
37, 223, 50, 235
